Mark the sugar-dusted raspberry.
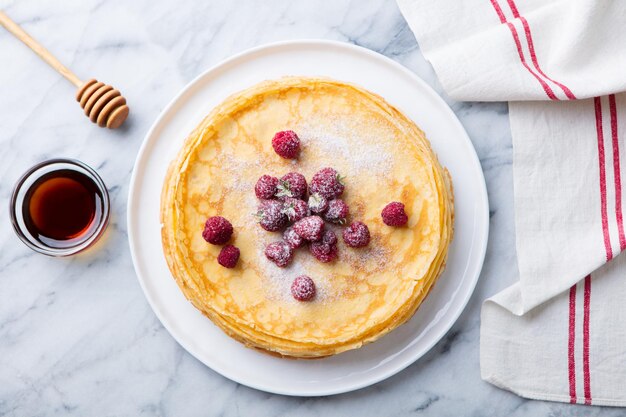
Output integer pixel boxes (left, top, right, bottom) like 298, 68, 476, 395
310, 243, 337, 263
309, 167, 344, 199
264, 241, 294, 267
202, 216, 233, 245
293, 215, 325, 241
256, 200, 288, 232
323, 199, 349, 224
283, 226, 304, 249
381, 201, 409, 226
308, 193, 329, 214
283, 197, 309, 223
310, 229, 338, 263
217, 245, 240, 268
276, 172, 307, 200
291, 275, 316, 301
272, 130, 301, 159
255, 175, 279, 200
342, 221, 370, 248
321, 228, 338, 245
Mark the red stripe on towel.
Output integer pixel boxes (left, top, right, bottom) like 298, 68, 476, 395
490, 0, 507, 22
583, 275, 592, 405
568, 284, 577, 403
609, 94, 626, 250
505, 0, 577, 99
582, 97, 616, 406
488, 0, 558, 100
595, 97, 613, 261
585, 97, 615, 406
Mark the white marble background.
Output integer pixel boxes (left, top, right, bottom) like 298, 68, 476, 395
0, 0, 621, 415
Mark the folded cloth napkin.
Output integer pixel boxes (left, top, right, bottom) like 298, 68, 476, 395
397, 0, 626, 406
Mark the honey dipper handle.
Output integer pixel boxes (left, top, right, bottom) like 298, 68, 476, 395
0, 11, 82, 87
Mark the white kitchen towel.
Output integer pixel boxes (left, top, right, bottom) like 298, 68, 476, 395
397, 0, 626, 406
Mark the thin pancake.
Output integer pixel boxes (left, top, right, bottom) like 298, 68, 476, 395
161, 77, 453, 358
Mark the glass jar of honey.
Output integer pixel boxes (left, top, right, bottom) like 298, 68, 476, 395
10, 159, 110, 256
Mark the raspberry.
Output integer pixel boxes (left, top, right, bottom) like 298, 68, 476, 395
310, 243, 337, 263
202, 216, 233, 245
308, 193, 328, 214
264, 241, 294, 267
276, 172, 307, 200
217, 245, 240, 268
272, 130, 300, 159
309, 167, 344, 199
293, 215, 325, 241
323, 199, 349, 224
283, 197, 309, 223
283, 226, 304, 249
256, 200, 288, 232
291, 275, 316, 301
381, 202, 408, 226
310, 230, 338, 263
342, 221, 370, 248
321, 228, 338, 245
255, 175, 279, 199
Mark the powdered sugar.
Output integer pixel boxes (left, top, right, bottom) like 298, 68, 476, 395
256, 245, 336, 304
297, 116, 394, 178
342, 239, 390, 274
216, 153, 264, 195
210, 115, 395, 304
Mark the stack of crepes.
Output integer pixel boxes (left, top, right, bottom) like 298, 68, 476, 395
160, 77, 454, 358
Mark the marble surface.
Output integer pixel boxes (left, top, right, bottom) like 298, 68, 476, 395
0, 0, 621, 415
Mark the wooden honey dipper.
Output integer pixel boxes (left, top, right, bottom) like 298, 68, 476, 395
0, 11, 129, 129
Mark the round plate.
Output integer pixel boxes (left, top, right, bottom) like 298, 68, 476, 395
128, 40, 489, 396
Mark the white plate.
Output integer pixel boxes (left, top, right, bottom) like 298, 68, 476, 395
127, 40, 489, 396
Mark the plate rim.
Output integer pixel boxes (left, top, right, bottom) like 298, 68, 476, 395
127, 39, 489, 396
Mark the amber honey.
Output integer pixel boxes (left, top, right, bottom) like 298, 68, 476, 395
20, 169, 103, 249
11, 159, 109, 255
